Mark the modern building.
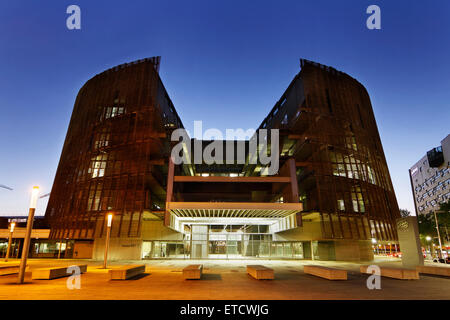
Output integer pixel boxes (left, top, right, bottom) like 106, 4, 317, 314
0, 216, 93, 259
44, 57, 401, 261
0, 216, 52, 259
409, 134, 450, 216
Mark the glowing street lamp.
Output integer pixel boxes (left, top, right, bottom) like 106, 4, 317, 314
18, 186, 39, 284
371, 238, 379, 255
4, 222, 15, 262
103, 213, 113, 269
425, 236, 432, 259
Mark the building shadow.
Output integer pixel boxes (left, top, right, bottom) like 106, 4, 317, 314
201, 273, 222, 280
110, 272, 151, 280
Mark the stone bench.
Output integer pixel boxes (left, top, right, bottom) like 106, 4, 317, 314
416, 265, 450, 277
109, 265, 146, 280
0, 263, 24, 276
247, 265, 274, 280
360, 265, 419, 280
303, 265, 347, 280
32, 264, 87, 280
183, 264, 203, 280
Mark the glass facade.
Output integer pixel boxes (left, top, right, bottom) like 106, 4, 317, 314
0, 239, 20, 259
30, 240, 75, 258
142, 224, 307, 259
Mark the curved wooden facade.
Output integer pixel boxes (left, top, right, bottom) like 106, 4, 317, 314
46, 57, 183, 240
256, 59, 400, 241
45, 57, 400, 260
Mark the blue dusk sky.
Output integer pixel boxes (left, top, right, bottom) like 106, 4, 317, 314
0, 0, 449, 216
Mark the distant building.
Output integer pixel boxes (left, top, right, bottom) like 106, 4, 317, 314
409, 134, 450, 215
0, 216, 51, 259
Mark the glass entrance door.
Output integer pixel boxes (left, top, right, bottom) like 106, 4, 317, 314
142, 224, 307, 260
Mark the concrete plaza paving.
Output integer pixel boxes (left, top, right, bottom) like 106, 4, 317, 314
0, 257, 449, 300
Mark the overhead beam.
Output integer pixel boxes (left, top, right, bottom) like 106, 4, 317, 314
173, 176, 291, 183
167, 201, 302, 211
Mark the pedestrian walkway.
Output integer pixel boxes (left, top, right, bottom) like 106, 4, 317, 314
0, 257, 448, 300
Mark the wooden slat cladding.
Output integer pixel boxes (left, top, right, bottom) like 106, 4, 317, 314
260, 59, 401, 241
46, 57, 400, 244
46, 57, 182, 239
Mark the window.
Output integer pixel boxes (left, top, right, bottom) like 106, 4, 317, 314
275, 196, 284, 203
337, 199, 345, 211
100, 105, 125, 121
352, 199, 359, 212
367, 166, 376, 184
345, 135, 357, 151
351, 186, 365, 213
94, 129, 110, 150
88, 154, 108, 178
88, 187, 102, 211
330, 151, 376, 185
330, 151, 346, 177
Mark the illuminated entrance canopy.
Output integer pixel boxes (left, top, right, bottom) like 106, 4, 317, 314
164, 157, 302, 231
167, 201, 302, 218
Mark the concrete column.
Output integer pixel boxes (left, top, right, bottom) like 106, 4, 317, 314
396, 217, 424, 268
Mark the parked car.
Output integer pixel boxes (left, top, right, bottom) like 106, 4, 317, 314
432, 257, 450, 264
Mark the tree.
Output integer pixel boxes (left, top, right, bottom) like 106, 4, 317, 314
400, 209, 411, 218
437, 200, 450, 243
418, 201, 450, 245
418, 212, 435, 236
439, 200, 450, 214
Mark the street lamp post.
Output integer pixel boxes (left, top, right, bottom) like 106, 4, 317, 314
371, 238, 378, 255
103, 213, 113, 269
57, 239, 64, 259
433, 210, 446, 263
426, 236, 432, 259
17, 186, 39, 284
5, 222, 15, 262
